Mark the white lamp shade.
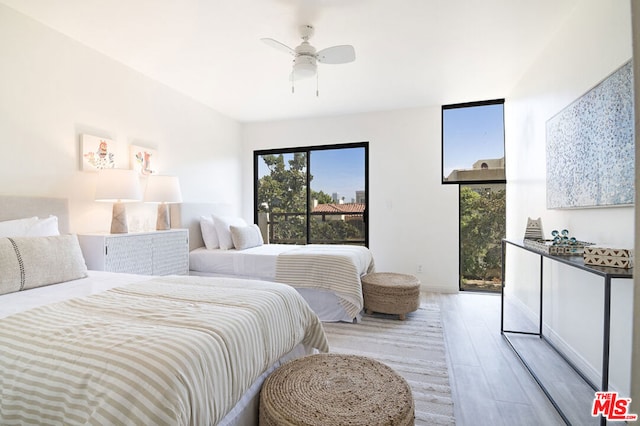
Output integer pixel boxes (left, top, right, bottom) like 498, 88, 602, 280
144, 175, 183, 203
95, 169, 142, 202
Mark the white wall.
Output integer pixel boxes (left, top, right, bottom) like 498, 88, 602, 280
0, 4, 242, 232
632, 0, 640, 412
505, 0, 633, 394
241, 108, 460, 292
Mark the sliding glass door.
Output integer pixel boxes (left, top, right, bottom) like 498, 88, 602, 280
255, 151, 308, 244
255, 142, 368, 246
308, 147, 366, 244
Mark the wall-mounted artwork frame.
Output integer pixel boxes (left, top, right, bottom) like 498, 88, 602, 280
130, 145, 157, 176
81, 134, 116, 171
546, 60, 634, 209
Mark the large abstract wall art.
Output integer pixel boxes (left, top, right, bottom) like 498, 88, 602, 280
546, 60, 634, 209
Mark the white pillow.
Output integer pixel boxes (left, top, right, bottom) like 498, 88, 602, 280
200, 215, 219, 249
213, 215, 247, 250
230, 224, 264, 250
0, 216, 39, 237
26, 215, 60, 237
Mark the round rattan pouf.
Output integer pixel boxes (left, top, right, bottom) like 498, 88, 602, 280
362, 272, 420, 320
259, 353, 414, 426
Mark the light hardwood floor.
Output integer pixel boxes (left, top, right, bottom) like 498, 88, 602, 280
425, 291, 594, 426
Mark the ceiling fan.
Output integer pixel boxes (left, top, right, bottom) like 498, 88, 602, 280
261, 25, 355, 93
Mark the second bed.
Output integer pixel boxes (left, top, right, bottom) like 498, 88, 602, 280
172, 203, 375, 323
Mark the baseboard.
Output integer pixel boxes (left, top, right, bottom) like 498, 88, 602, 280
420, 283, 458, 294
506, 294, 538, 326
507, 295, 608, 392
542, 326, 602, 390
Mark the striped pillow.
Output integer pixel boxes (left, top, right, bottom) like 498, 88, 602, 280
0, 234, 88, 295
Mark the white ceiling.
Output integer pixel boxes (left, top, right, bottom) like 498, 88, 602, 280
2, 0, 578, 122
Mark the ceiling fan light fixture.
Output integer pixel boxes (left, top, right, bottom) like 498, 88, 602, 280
293, 56, 317, 79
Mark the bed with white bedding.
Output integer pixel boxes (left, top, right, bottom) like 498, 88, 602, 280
0, 196, 329, 426
0, 272, 327, 425
172, 203, 376, 322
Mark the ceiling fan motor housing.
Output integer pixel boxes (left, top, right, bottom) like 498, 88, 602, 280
293, 41, 317, 79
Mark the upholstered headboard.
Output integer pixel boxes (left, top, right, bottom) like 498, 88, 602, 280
170, 202, 235, 251
0, 196, 70, 234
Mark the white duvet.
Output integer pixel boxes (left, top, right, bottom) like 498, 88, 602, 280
189, 244, 375, 322
0, 272, 328, 425
189, 244, 294, 280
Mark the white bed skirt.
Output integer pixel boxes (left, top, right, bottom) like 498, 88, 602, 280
219, 343, 313, 426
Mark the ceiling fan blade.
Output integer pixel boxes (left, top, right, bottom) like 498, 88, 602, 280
317, 45, 355, 64
261, 38, 296, 56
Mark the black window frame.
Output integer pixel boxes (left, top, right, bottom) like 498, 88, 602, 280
442, 99, 507, 293
253, 141, 369, 247
441, 98, 506, 185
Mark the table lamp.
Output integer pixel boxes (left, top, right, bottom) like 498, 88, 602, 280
143, 175, 183, 230
95, 168, 142, 234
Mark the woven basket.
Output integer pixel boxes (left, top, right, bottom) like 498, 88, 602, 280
361, 272, 420, 320
259, 353, 414, 426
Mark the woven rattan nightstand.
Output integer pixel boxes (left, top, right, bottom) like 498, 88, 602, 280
78, 229, 189, 275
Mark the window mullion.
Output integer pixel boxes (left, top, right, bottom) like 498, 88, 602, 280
305, 149, 311, 244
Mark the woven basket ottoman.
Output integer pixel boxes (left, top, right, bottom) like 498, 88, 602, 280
259, 353, 414, 426
362, 272, 420, 320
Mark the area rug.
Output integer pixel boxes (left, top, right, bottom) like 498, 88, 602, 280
322, 304, 456, 425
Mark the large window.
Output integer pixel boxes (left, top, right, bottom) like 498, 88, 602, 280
254, 142, 368, 246
442, 99, 506, 292
442, 99, 505, 184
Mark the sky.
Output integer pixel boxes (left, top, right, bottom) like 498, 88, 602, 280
310, 148, 365, 201
258, 147, 365, 202
442, 103, 505, 178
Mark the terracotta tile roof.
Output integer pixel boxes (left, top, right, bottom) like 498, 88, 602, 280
312, 203, 366, 214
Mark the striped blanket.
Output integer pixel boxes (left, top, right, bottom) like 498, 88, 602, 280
0, 276, 328, 425
275, 244, 375, 320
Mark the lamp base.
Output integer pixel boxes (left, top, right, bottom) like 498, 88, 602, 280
156, 203, 170, 231
111, 202, 129, 234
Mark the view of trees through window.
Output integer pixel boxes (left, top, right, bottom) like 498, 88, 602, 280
254, 143, 368, 246
459, 184, 506, 292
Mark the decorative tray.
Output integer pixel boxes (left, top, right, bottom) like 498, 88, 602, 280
523, 238, 594, 256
